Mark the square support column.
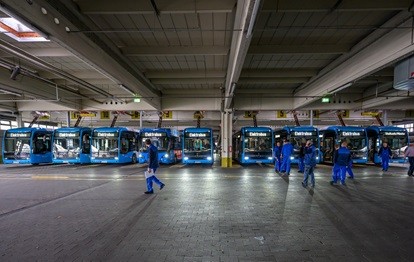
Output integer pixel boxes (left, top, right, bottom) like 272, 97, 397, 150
221, 110, 233, 167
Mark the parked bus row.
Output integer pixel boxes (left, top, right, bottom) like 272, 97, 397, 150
2, 127, 214, 165
232, 125, 409, 165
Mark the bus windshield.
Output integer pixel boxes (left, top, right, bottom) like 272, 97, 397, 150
339, 136, 366, 150
141, 135, 170, 151
92, 137, 118, 157
53, 135, 81, 159
243, 137, 272, 152
3, 132, 31, 159
381, 135, 407, 150
184, 137, 211, 152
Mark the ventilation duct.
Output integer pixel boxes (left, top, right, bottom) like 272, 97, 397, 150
394, 55, 414, 90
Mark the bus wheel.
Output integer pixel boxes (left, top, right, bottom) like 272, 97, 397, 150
31, 163, 39, 166
132, 154, 137, 164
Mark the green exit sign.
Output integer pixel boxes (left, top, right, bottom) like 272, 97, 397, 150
321, 97, 330, 103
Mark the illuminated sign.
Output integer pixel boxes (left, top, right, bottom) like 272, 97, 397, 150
6, 132, 31, 138
55, 132, 79, 138
246, 132, 271, 137
186, 132, 209, 138
382, 132, 406, 136
94, 132, 117, 137
293, 131, 316, 137
341, 131, 363, 136
143, 132, 165, 137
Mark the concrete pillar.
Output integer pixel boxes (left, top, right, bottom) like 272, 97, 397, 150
221, 110, 233, 167
16, 112, 23, 128
66, 112, 71, 127
310, 109, 314, 126
383, 110, 388, 126
139, 111, 143, 128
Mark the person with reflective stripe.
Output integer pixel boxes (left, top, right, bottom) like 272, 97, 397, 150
280, 139, 294, 176
379, 142, 392, 171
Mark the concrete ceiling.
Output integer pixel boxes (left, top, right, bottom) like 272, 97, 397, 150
0, 0, 413, 129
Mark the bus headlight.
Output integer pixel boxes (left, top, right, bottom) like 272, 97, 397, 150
267, 157, 273, 160
115, 157, 119, 160
207, 156, 212, 161
316, 156, 319, 160
244, 156, 249, 160
290, 156, 294, 160
184, 157, 189, 160
139, 154, 143, 158
164, 153, 169, 158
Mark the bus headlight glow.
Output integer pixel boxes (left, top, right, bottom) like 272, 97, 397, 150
207, 156, 212, 161
164, 153, 169, 158
184, 157, 189, 160
316, 156, 319, 160
244, 156, 249, 160
267, 157, 273, 160
115, 157, 119, 160
290, 156, 294, 160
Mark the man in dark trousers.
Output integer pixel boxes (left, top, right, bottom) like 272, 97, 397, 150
273, 141, 282, 173
379, 142, 392, 171
301, 140, 317, 188
144, 138, 165, 194
330, 141, 351, 186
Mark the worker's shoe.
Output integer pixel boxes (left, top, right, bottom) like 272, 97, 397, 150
160, 183, 165, 190
144, 190, 154, 194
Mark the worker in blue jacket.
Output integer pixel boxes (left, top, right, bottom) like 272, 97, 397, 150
298, 141, 306, 173
144, 138, 165, 194
331, 144, 340, 182
330, 141, 351, 186
273, 141, 282, 173
378, 142, 392, 171
281, 139, 294, 176
302, 140, 317, 188
346, 143, 354, 179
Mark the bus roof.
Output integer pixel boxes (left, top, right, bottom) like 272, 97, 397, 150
55, 127, 92, 132
366, 126, 407, 132
275, 126, 318, 132
92, 126, 136, 132
184, 127, 212, 132
5, 127, 50, 133
139, 128, 179, 136
240, 126, 272, 132
321, 126, 366, 132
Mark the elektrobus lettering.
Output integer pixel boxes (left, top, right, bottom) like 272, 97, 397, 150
341, 132, 362, 136
189, 133, 207, 137
248, 132, 269, 137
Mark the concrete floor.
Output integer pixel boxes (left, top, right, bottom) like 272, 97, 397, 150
0, 161, 413, 261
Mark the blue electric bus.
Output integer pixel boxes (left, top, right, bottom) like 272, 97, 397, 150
274, 126, 321, 163
2, 127, 53, 165
182, 127, 214, 164
320, 126, 368, 164
232, 126, 274, 164
52, 127, 92, 164
366, 126, 408, 164
138, 128, 181, 164
90, 127, 139, 164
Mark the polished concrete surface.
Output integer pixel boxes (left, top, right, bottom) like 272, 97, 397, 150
0, 161, 413, 261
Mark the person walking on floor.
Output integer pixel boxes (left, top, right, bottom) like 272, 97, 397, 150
298, 141, 306, 173
331, 144, 340, 183
330, 141, 351, 186
273, 141, 282, 173
144, 138, 165, 194
280, 139, 294, 176
404, 142, 414, 176
302, 140, 317, 188
379, 142, 392, 171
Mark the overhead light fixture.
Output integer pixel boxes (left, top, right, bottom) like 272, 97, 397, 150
321, 97, 330, 103
133, 97, 141, 103
328, 82, 352, 94
9, 66, 20, 80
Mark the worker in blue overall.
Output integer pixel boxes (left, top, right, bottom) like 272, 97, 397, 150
346, 143, 354, 179
330, 141, 351, 186
144, 138, 165, 194
302, 140, 317, 188
298, 141, 306, 173
331, 144, 340, 182
378, 142, 392, 171
273, 141, 282, 173
280, 139, 294, 176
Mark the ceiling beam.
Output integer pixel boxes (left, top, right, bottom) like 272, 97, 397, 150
0, 0, 162, 109
151, 78, 224, 85
39, 70, 109, 80
77, 0, 236, 14
121, 46, 229, 56
145, 70, 226, 79
249, 45, 351, 55
224, 0, 261, 109
238, 77, 308, 84
241, 68, 318, 77
0, 47, 73, 57
262, 0, 412, 12
293, 11, 414, 109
